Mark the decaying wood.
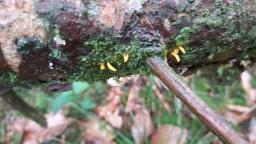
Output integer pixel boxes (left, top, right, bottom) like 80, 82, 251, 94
1, 0, 256, 82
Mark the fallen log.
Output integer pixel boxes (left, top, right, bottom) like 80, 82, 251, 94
0, 0, 254, 143
1, 0, 256, 83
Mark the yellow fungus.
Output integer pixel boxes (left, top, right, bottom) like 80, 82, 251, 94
100, 63, 105, 70
123, 53, 129, 63
107, 62, 117, 72
173, 48, 180, 54
178, 46, 186, 54
169, 46, 186, 63
165, 56, 168, 63
171, 52, 181, 62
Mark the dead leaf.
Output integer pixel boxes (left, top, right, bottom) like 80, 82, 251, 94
241, 71, 256, 106
227, 105, 251, 113
107, 78, 121, 87
154, 85, 172, 113
125, 85, 142, 113
97, 107, 123, 129
96, 87, 123, 129
7, 110, 71, 144
131, 108, 154, 144
82, 120, 116, 144
248, 118, 256, 144
226, 105, 256, 124
225, 111, 243, 125
151, 125, 189, 144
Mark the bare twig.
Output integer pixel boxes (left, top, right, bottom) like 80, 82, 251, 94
0, 87, 46, 126
147, 57, 248, 144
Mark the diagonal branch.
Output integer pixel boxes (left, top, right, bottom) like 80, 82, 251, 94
147, 56, 248, 144
0, 87, 46, 126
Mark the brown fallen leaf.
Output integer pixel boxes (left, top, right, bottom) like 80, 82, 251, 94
154, 85, 172, 113
226, 105, 256, 124
82, 119, 116, 144
241, 71, 256, 106
227, 105, 251, 113
151, 125, 189, 144
225, 111, 243, 125
7, 110, 71, 144
96, 87, 123, 129
125, 85, 142, 113
248, 118, 256, 144
131, 108, 154, 144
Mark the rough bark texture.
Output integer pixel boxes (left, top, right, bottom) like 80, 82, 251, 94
1, 0, 256, 84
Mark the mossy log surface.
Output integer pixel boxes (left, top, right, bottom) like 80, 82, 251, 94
1, 0, 256, 85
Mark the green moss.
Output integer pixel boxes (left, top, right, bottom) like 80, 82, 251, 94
170, 0, 256, 66
0, 72, 19, 86
49, 48, 64, 60
16, 38, 44, 55
71, 37, 165, 81
175, 27, 195, 46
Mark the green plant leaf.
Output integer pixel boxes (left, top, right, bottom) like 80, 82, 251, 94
79, 98, 96, 111
52, 91, 73, 112
72, 81, 89, 95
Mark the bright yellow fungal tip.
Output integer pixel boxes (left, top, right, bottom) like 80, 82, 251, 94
123, 53, 129, 63
171, 52, 181, 62
178, 46, 186, 54
173, 48, 180, 54
107, 62, 117, 72
100, 63, 105, 70
170, 46, 186, 63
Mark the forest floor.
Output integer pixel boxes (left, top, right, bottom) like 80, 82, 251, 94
0, 69, 255, 144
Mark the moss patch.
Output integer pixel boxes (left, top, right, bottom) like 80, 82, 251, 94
72, 37, 165, 81
0, 72, 19, 86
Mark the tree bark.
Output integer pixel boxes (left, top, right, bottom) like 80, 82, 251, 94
0, 0, 256, 83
